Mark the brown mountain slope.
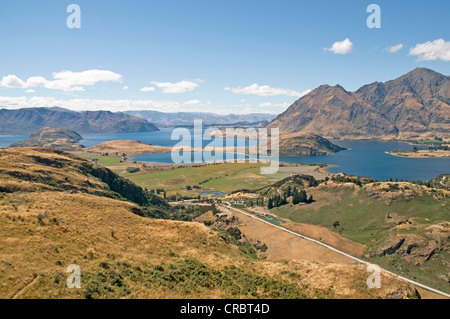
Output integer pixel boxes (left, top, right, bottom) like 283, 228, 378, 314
267, 68, 450, 140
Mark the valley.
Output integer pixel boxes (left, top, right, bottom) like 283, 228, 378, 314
0, 147, 423, 299
67, 148, 449, 297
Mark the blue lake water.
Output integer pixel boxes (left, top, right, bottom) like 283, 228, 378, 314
1, 129, 448, 182
0, 135, 30, 148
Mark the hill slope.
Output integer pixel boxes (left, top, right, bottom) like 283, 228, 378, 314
278, 132, 346, 156
10, 127, 84, 151
0, 107, 159, 134
0, 147, 165, 207
267, 68, 450, 140
0, 148, 419, 299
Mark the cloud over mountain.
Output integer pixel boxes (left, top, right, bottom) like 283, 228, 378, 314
409, 39, 450, 62
227, 84, 310, 97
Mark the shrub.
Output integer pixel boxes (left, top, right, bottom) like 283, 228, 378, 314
126, 167, 140, 174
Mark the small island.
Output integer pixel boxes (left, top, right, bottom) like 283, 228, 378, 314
387, 138, 450, 158
10, 127, 85, 151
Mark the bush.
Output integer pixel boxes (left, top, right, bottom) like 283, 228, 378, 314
126, 167, 140, 174
226, 227, 242, 240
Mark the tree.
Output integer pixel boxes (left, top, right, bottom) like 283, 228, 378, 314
292, 188, 300, 205
333, 221, 340, 229
307, 195, 314, 203
285, 185, 292, 198
299, 190, 307, 203
267, 198, 273, 209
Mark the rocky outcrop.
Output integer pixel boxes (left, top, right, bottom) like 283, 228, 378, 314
363, 182, 425, 206
376, 222, 449, 266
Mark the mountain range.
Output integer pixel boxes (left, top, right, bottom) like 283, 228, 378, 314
267, 68, 450, 140
125, 110, 276, 127
0, 107, 159, 134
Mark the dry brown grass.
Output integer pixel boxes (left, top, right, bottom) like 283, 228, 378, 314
84, 140, 172, 155
0, 148, 107, 194
0, 191, 419, 299
0, 147, 422, 299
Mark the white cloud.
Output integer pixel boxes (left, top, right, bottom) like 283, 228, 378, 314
325, 38, 353, 55
386, 44, 403, 53
139, 86, 155, 92
0, 96, 281, 115
409, 39, 450, 62
228, 84, 310, 97
151, 80, 199, 94
259, 102, 291, 108
0, 96, 209, 113
25, 89, 35, 93
0, 96, 178, 112
122, 86, 129, 90
183, 100, 202, 106
0, 75, 27, 88
0, 69, 122, 92
26, 76, 48, 87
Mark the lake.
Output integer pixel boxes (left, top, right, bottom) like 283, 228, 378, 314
1, 128, 448, 182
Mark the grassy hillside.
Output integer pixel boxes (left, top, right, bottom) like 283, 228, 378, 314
0, 147, 163, 207
0, 191, 417, 299
0, 148, 419, 299
268, 180, 450, 293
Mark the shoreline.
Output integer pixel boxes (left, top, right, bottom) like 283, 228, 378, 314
386, 151, 450, 159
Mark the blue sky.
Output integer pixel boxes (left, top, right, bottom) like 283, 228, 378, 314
0, 0, 449, 114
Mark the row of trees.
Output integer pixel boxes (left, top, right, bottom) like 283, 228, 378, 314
267, 186, 313, 209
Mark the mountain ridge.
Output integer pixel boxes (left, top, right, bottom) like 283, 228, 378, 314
125, 110, 276, 127
267, 68, 450, 140
0, 107, 159, 134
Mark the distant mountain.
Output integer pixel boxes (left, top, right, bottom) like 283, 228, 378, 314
267, 68, 450, 140
0, 107, 159, 134
125, 110, 276, 127
10, 127, 85, 151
